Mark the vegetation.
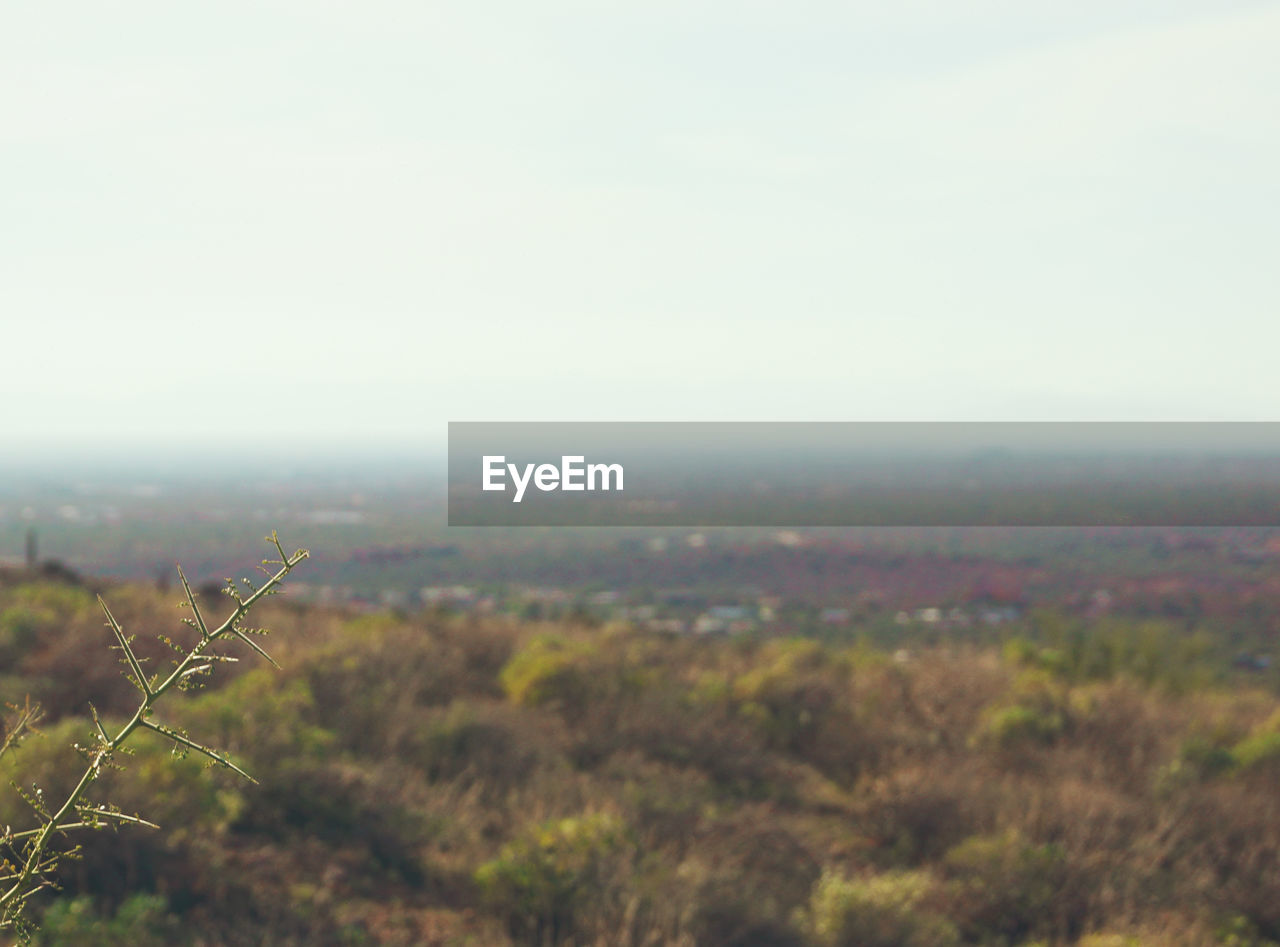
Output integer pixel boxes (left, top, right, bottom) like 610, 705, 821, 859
0, 534, 308, 940
3, 559, 1280, 944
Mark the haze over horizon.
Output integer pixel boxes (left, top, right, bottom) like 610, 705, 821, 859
4, 0, 1278, 459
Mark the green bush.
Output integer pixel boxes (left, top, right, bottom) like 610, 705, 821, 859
499, 636, 600, 715
795, 869, 959, 947
475, 811, 633, 942
1231, 711, 1280, 774
977, 705, 1065, 748
35, 893, 179, 946
1216, 914, 1280, 946
0, 607, 50, 663
176, 669, 335, 767
972, 671, 1071, 750
1177, 735, 1239, 779
731, 640, 843, 754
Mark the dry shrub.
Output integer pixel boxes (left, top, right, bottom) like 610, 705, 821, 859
396, 699, 568, 799
301, 619, 470, 752
674, 856, 808, 947
854, 763, 993, 865
1066, 681, 1176, 787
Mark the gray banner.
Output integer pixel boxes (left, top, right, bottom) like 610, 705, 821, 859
448, 422, 1280, 526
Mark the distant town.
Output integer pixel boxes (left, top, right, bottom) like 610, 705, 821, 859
3, 472, 1279, 680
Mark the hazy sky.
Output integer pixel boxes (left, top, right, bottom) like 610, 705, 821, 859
3, 1, 1278, 455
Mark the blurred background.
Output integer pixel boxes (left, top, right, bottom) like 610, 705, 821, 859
4, 1, 1280, 944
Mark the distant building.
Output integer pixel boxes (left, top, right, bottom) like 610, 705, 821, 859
693, 615, 726, 635
420, 585, 478, 607
645, 618, 687, 634
980, 605, 1020, 626
380, 589, 409, 609
1233, 653, 1272, 672
515, 586, 573, 605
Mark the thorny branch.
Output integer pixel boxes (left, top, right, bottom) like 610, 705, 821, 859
0, 533, 308, 936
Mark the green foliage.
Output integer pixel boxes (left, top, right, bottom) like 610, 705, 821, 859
0, 715, 243, 843
972, 671, 1070, 749
1166, 711, 1280, 783
0, 608, 48, 664
177, 669, 335, 766
499, 636, 599, 714
977, 704, 1065, 748
475, 811, 633, 941
1175, 734, 1239, 780
1230, 711, 1280, 773
731, 639, 843, 752
34, 894, 178, 946
795, 869, 959, 947
1232, 730, 1280, 770
4, 584, 96, 618
1217, 914, 1280, 946
1010, 615, 1218, 694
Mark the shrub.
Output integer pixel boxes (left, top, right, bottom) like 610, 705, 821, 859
856, 765, 984, 866
730, 640, 847, 759
939, 830, 1067, 943
1154, 734, 1240, 795
683, 860, 807, 947
1217, 914, 1280, 946
977, 704, 1065, 748
399, 699, 557, 797
972, 670, 1071, 750
499, 636, 600, 716
475, 811, 633, 943
34, 893, 178, 946
795, 869, 959, 947
1231, 712, 1280, 774
0, 607, 49, 664
1233, 731, 1280, 771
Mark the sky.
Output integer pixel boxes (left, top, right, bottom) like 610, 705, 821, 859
2, 0, 1278, 458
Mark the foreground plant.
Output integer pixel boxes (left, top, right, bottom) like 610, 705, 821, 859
0, 700, 42, 767
0, 533, 308, 937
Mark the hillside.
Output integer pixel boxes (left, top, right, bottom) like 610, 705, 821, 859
3, 570, 1280, 945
